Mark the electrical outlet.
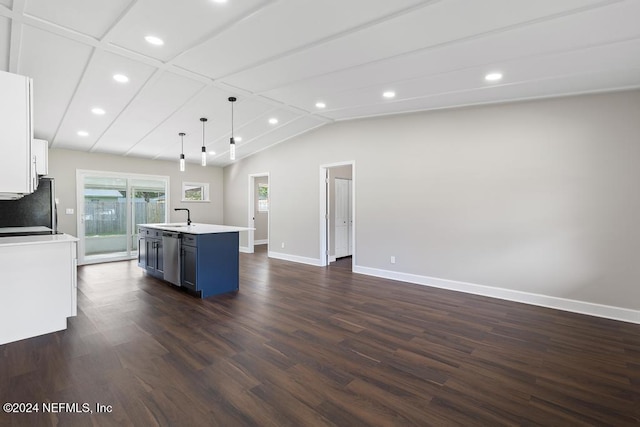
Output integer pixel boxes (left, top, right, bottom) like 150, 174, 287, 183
65, 208, 74, 215
390, 256, 396, 264
281, 242, 285, 249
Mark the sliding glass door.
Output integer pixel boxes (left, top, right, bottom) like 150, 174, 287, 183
77, 171, 169, 264
131, 179, 167, 252
82, 176, 128, 259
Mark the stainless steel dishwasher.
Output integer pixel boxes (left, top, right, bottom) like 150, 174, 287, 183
162, 231, 181, 286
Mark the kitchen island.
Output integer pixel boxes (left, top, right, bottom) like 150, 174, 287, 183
137, 223, 251, 298
0, 233, 78, 345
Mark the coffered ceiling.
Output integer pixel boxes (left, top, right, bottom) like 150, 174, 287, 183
1, 0, 639, 167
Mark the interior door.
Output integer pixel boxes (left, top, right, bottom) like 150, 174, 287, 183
335, 178, 352, 258
248, 173, 269, 253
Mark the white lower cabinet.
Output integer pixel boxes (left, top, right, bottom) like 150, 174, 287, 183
0, 235, 78, 345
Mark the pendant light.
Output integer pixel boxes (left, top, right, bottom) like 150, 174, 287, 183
178, 132, 186, 172
229, 96, 236, 160
200, 117, 208, 166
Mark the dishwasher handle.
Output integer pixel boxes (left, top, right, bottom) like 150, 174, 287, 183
162, 232, 182, 238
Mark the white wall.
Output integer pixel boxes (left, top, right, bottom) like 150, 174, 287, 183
48, 149, 223, 236
224, 90, 640, 318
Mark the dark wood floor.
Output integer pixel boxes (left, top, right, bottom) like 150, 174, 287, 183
1, 245, 639, 426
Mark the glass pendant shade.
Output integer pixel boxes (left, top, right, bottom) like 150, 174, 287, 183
200, 117, 207, 167
229, 97, 237, 161
178, 132, 186, 172
230, 137, 236, 160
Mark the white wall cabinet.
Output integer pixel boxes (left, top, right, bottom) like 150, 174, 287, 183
32, 138, 49, 176
0, 70, 34, 199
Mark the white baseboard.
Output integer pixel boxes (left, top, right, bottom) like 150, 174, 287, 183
254, 240, 268, 245
268, 251, 322, 266
239, 246, 251, 253
329, 255, 336, 263
353, 265, 640, 325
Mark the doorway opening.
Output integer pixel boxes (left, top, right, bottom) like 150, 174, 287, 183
247, 172, 270, 254
319, 161, 355, 269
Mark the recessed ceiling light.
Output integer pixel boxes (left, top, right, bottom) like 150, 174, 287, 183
145, 35, 164, 46
212, 0, 228, 3
315, 102, 326, 109
383, 91, 396, 99
208, 150, 216, 155
91, 107, 106, 115
113, 74, 129, 83
485, 72, 503, 82
77, 131, 89, 137
268, 118, 278, 125
235, 136, 242, 142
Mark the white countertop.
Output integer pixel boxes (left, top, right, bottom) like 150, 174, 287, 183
0, 233, 78, 247
139, 223, 253, 234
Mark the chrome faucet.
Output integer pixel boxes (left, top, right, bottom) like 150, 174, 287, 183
174, 208, 191, 225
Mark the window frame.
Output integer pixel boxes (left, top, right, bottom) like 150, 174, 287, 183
257, 182, 269, 212
181, 182, 210, 203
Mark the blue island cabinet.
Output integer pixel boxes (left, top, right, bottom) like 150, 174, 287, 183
180, 232, 239, 298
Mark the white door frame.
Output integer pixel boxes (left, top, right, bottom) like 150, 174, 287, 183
247, 172, 270, 254
319, 161, 355, 267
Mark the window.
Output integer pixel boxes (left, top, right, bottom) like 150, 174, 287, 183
182, 182, 210, 202
258, 183, 269, 212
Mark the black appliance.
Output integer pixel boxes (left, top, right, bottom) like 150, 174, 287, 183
0, 177, 57, 236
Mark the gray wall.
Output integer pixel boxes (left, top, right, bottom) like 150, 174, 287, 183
224, 90, 640, 310
254, 176, 268, 242
48, 148, 223, 236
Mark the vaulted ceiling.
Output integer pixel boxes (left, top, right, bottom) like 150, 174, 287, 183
1, 0, 639, 167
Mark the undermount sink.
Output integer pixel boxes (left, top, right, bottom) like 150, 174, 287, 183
157, 223, 191, 228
